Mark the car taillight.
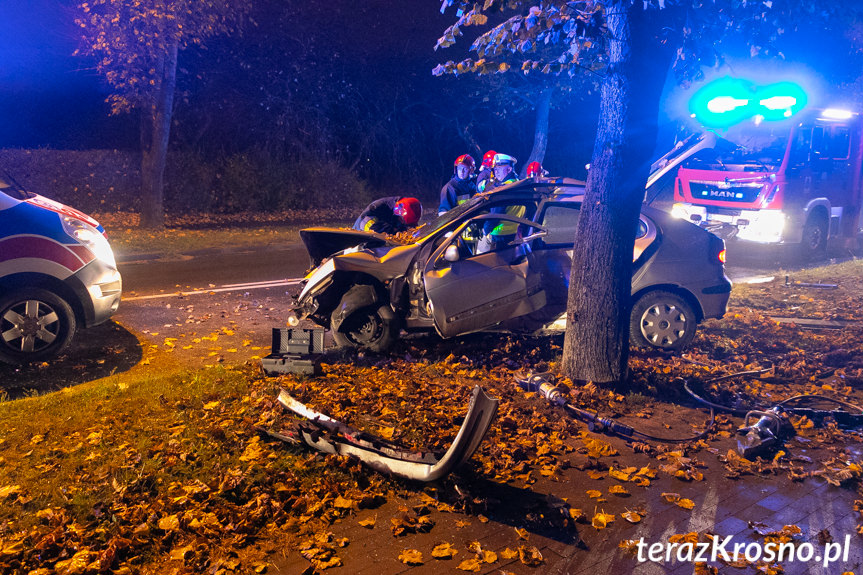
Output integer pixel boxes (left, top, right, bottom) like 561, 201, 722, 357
718, 248, 726, 264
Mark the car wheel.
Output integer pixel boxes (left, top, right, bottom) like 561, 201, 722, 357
799, 214, 828, 261
630, 291, 696, 351
331, 303, 397, 352
0, 288, 77, 364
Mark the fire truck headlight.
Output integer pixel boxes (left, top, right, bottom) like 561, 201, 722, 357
737, 210, 785, 243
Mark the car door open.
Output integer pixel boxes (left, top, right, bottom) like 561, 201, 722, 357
422, 214, 547, 338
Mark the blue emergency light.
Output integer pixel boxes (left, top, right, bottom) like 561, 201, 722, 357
689, 77, 808, 128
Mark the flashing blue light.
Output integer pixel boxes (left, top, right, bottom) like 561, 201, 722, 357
689, 77, 808, 128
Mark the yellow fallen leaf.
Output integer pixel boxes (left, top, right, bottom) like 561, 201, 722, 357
661, 492, 682, 503
457, 557, 482, 571
676, 498, 695, 510
592, 511, 615, 529
514, 527, 529, 540
586, 489, 603, 499
481, 549, 497, 563
609, 485, 630, 496
398, 549, 423, 565
431, 542, 458, 559
518, 545, 544, 566
158, 514, 180, 532
569, 508, 585, 521
379, 427, 395, 440
333, 496, 355, 510
0, 485, 21, 499
500, 548, 518, 560
358, 516, 376, 528
621, 510, 642, 523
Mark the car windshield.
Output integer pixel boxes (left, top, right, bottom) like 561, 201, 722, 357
0, 173, 32, 200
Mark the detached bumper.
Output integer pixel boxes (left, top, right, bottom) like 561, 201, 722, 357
273, 385, 498, 481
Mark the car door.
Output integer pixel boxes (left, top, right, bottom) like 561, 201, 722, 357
422, 213, 547, 338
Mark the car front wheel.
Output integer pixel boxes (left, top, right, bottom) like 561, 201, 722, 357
0, 288, 77, 364
630, 291, 696, 351
331, 302, 398, 353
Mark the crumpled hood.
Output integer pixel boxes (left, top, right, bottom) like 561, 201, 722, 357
299, 227, 398, 267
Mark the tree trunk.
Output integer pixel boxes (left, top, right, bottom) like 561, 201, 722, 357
522, 88, 552, 177
140, 37, 179, 229
561, 2, 683, 385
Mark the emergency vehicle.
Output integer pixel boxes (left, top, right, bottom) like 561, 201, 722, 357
0, 174, 121, 364
669, 100, 863, 258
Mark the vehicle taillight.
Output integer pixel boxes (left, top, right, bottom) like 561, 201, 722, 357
718, 248, 726, 264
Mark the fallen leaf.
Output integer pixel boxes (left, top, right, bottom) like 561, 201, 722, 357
431, 542, 458, 559
398, 549, 423, 565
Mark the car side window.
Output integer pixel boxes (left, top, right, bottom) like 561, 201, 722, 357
538, 204, 581, 245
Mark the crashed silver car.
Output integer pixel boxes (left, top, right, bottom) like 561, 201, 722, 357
289, 179, 731, 352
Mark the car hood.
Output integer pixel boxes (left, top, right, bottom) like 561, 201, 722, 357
300, 227, 398, 267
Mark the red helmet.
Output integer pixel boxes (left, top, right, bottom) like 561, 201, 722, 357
481, 150, 497, 169
454, 154, 475, 173
394, 197, 422, 226
526, 161, 542, 178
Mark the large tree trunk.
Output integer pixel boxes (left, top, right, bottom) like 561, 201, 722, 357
522, 88, 552, 177
140, 37, 179, 229
561, 2, 683, 385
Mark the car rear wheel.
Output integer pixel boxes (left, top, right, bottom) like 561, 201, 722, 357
630, 291, 696, 351
0, 288, 76, 364
331, 303, 397, 353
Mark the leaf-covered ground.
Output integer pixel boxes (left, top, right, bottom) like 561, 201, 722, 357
2, 261, 863, 574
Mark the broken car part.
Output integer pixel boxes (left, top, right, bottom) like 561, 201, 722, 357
273, 385, 498, 482
514, 373, 715, 443
737, 406, 796, 459
684, 372, 863, 458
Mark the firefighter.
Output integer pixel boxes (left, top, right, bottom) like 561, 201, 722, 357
476, 150, 496, 193
526, 161, 546, 179
438, 154, 477, 215
353, 196, 422, 235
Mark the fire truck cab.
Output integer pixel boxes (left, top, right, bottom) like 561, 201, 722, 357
670, 108, 863, 258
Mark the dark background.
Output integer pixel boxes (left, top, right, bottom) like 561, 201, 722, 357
1, 0, 861, 204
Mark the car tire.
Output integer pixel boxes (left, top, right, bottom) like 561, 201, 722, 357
331, 302, 397, 353
630, 291, 696, 351
799, 214, 828, 261
0, 288, 77, 364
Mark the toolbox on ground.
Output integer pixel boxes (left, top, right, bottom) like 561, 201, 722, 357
261, 328, 325, 375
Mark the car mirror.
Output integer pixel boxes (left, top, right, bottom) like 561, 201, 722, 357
444, 244, 460, 262
509, 230, 548, 246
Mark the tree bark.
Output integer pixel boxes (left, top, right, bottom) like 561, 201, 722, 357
522, 88, 552, 177
140, 37, 179, 229
561, 2, 683, 385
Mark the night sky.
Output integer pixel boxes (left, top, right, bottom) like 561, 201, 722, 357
1, 1, 859, 154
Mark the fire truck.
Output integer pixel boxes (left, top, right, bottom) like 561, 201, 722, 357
667, 89, 863, 258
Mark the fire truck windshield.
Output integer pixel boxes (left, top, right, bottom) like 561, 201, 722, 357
688, 122, 790, 171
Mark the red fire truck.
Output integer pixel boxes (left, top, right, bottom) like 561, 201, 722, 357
669, 108, 863, 258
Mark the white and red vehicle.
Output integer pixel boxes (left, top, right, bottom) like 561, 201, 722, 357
669, 109, 863, 258
0, 174, 122, 364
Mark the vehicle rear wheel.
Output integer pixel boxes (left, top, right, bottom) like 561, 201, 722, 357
630, 291, 696, 351
0, 288, 76, 364
331, 303, 397, 353
799, 214, 828, 261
